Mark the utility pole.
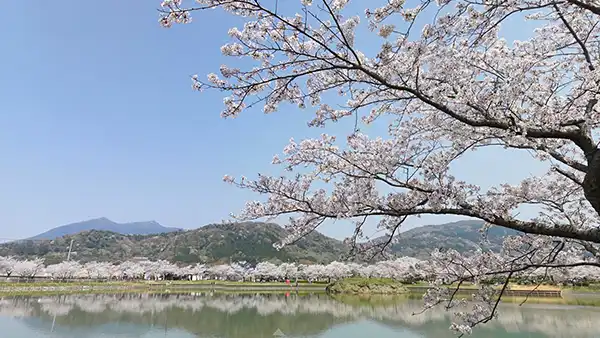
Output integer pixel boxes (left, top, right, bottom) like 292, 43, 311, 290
66, 239, 74, 261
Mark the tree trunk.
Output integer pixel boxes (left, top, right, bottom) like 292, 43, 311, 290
584, 149, 600, 215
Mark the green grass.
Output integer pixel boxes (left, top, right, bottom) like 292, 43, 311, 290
0, 288, 144, 297
0, 279, 328, 297
334, 277, 399, 285
326, 278, 409, 294
409, 281, 478, 289
406, 282, 562, 291
501, 296, 600, 307
1, 279, 597, 298
0, 288, 326, 298
0, 279, 327, 288
145, 280, 327, 287
0, 281, 145, 288
563, 284, 600, 292
332, 293, 600, 308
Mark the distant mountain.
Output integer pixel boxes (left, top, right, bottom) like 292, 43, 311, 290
1, 220, 521, 264
2, 222, 348, 265
384, 220, 519, 258
28, 217, 182, 240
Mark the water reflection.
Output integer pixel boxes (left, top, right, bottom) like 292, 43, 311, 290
0, 293, 598, 338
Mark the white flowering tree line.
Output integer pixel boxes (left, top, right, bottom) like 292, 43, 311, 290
157, 0, 600, 334
0, 256, 421, 282
1, 255, 600, 284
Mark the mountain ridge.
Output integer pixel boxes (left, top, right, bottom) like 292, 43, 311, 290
0, 220, 519, 264
384, 220, 519, 258
1, 222, 347, 265
28, 217, 183, 240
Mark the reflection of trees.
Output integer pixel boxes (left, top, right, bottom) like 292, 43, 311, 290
0, 299, 33, 318
1, 293, 350, 338
0, 293, 599, 338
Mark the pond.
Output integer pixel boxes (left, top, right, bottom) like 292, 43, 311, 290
0, 292, 598, 337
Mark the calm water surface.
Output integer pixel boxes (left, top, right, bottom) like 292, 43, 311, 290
0, 292, 598, 338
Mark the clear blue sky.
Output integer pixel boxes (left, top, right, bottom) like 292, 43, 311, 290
0, 1, 546, 240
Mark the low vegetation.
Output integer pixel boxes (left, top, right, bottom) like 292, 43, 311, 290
326, 278, 409, 295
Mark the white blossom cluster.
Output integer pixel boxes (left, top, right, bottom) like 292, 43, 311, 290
156, 0, 600, 333
1, 251, 599, 283
0, 256, 425, 282
157, 2, 600, 247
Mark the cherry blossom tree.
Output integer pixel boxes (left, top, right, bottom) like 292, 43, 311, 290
253, 261, 281, 281
302, 263, 327, 282
5, 255, 600, 290
0, 256, 18, 278
83, 261, 114, 280
368, 257, 423, 281
44, 261, 83, 281
191, 263, 207, 280
119, 261, 146, 280
158, 0, 600, 334
141, 260, 178, 280
567, 263, 600, 283
277, 262, 299, 280
13, 258, 44, 279
324, 261, 352, 281
207, 264, 242, 280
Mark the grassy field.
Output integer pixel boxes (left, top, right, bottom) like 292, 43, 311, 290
563, 284, 600, 293
0, 279, 328, 297
326, 278, 409, 294
326, 278, 561, 295
0, 280, 328, 288
408, 281, 562, 291
0, 279, 597, 298
0, 281, 144, 288
0, 287, 326, 298
146, 280, 328, 287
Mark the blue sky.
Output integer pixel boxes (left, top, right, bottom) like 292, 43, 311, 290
0, 1, 546, 240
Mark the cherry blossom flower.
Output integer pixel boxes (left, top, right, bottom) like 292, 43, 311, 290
158, 0, 600, 333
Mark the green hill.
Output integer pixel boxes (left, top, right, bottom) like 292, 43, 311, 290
386, 220, 517, 258
0, 222, 348, 265
0, 220, 516, 264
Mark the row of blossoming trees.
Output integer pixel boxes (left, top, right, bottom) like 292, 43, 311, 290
1, 253, 600, 285
0, 256, 420, 282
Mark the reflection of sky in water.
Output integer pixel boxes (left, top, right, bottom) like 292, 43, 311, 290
0, 317, 34, 337
319, 320, 422, 338
0, 316, 196, 338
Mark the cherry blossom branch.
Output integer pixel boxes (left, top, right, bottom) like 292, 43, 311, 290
565, 0, 600, 15
158, 0, 600, 334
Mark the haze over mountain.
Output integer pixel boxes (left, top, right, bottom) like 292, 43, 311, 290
28, 217, 182, 240
0, 220, 519, 264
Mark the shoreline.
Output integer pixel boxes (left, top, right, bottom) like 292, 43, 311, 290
0, 281, 327, 296
0, 280, 598, 299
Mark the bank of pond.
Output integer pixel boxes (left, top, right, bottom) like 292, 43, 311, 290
0, 277, 596, 300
